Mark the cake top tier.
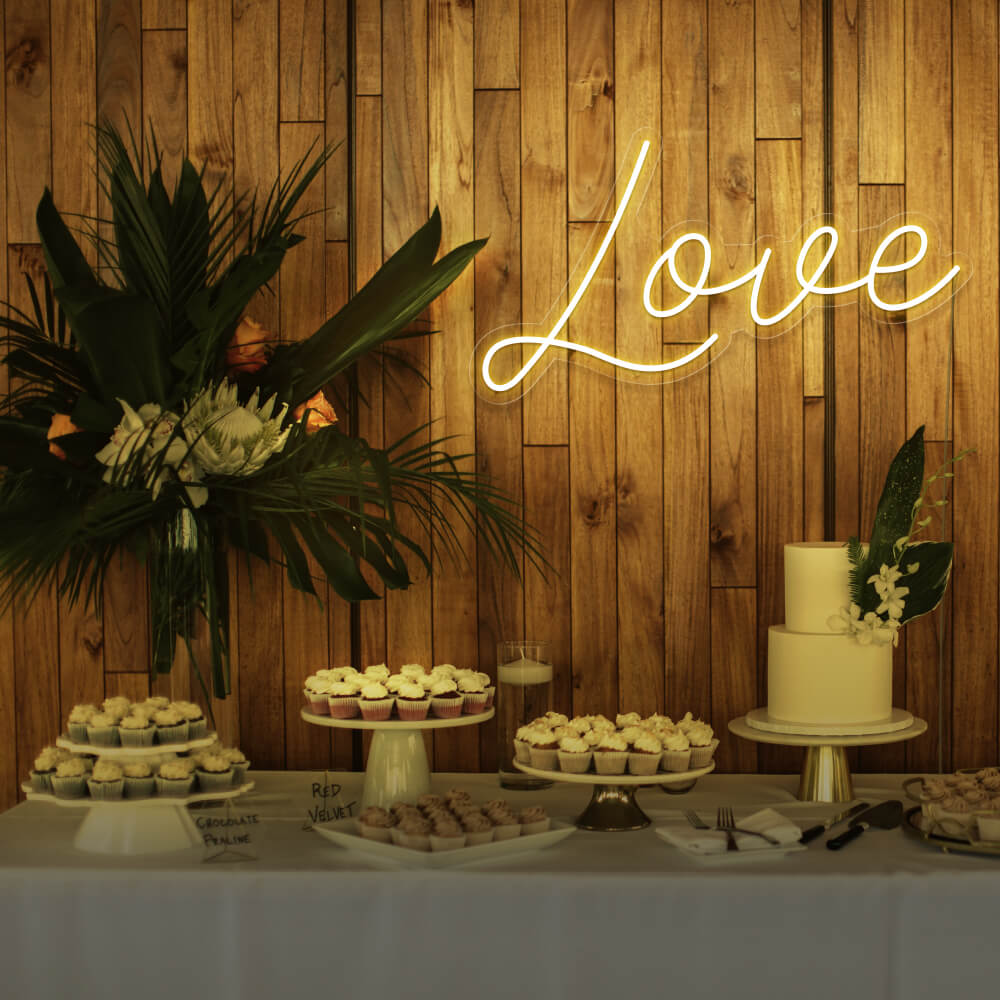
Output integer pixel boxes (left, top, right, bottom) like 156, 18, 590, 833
784, 542, 853, 634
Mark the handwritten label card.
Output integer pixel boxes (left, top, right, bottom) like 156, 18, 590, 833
306, 775, 357, 827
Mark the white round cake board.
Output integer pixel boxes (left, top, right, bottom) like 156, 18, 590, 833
745, 706, 914, 737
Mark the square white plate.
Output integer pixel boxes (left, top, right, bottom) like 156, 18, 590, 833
313, 817, 576, 868
654, 824, 807, 864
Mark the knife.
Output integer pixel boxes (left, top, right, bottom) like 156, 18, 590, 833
826, 800, 903, 850
799, 801, 870, 844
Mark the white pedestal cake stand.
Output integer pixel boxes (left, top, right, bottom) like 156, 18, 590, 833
728, 714, 928, 803
22, 781, 255, 855
514, 760, 716, 831
301, 708, 494, 810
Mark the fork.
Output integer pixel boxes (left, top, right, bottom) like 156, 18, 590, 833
684, 809, 710, 829
716, 806, 738, 851
716, 805, 782, 846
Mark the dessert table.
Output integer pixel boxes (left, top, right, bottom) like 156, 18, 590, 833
0, 771, 996, 1000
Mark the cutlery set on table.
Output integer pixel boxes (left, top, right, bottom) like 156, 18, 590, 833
655, 800, 904, 862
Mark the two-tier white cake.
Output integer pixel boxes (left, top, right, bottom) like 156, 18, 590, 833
764, 542, 894, 730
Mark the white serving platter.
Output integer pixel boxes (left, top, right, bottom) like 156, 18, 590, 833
55, 733, 218, 757
313, 817, 575, 868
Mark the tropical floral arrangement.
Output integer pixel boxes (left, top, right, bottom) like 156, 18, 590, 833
827, 425, 972, 646
0, 123, 538, 699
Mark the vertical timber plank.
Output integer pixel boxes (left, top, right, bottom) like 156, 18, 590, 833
756, 0, 802, 139
615, 0, 663, 714
801, 0, 824, 396
280, 0, 325, 122
355, 0, 381, 95
859, 0, 904, 183
141, 28, 187, 193
803, 397, 825, 540
142, 1, 185, 29
474, 89, 522, 771
187, 0, 233, 196
474, 0, 519, 90
952, 0, 998, 769
712, 588, 758, 772
325, 0, 350, 240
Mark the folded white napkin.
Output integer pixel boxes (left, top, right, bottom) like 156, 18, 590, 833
659, 808, 802, 855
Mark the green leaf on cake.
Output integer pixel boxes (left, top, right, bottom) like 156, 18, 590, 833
896, 540, 954, 624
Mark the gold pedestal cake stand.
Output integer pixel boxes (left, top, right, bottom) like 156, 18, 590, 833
514, 760, 715, 831
728, 713, 928, 803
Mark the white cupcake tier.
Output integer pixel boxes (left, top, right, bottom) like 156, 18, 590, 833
55, 732, 217, 759
21, 781, 254, 855
513, 761, 716, 832
301, 708, 495, 810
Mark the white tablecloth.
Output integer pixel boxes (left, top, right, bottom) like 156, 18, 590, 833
0, 772, 996, 1000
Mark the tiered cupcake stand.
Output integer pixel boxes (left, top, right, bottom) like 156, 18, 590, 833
728, 710, 927, 802
301, 708, 495, 809
513, 759, 716, 831
23, 733, 255, 855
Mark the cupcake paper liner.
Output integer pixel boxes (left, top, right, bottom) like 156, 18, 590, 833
86, 778, 124, 801
124, 776, 155, 799
86, 725, 120, 747
67, 722, 90, 743
119, 727, 156, 748
156, 722, 190, 745
660, 748, 692, 772
492, 822, 522, 841
231, 761, 251, 785
359, 697, 395, 721
155, 775, 195, 798
359, 823, 393, 843
197, 769, 235, 792
528, 747, 558, 770
399, 830, 431, 851
187, 718, 208, 740
327, 696, 360, 719
29, 770, 54, 793
484, 686, 496, 709
520, 818, 551, 836
430, 696, 464, 719
304, 691, 331, 716
513, 739, 532, 764
463, 829, 494, 847
628, 752, 661, 776
593, 750, 629, 775
49, 775, 86, 799
430, 832, 467, 851
689, 738, 719, 768
556, 749, 592, 774
396, 698, 431, 722
461, 692, 489, 715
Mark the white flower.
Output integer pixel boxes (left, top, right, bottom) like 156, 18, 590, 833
96, 399, 207, 507
906, 562, 920, 574
182, 382, 291, 477
867, 563, 904, 600
827, 604, 862, 634
876, 585, 909, 620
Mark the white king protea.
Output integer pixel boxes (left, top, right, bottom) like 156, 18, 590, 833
182, 381, 291, 477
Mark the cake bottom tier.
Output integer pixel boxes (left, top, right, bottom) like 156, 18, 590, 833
766, 625, 893, 726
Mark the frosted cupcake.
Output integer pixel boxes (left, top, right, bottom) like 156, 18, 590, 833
385, 673, 408, 695
101, 697, 132, 723
474, 671, 496, 709
67, 704, 98, 743
86, 711, 120, 747
429, 678, 464, 719
430, 663, 458, 680
222, 747, 250, 784
518, 805, 550, 835
489, 810, 522, 841
363, 663, 391, 682
526, 727, 559, 770
400, 662, 426, 679
429, 817, 466, 851
303, 675, 333, 715
30, 749, 61, 792
589, 714, 616, 733
327, 678, 361, 719
628, 731, 663, 776
196, 753, 234, 792
542, 712, 569, 727
122, 761, 155, 798
396, 814, 432, 851
556, 735, 593, 773
142, 696, 171, 712
686, 721, 718, 767
513, 725, 538, 764
153, 707, 188, 744
395, 680, 431, 722
616, 711, 642, 728
358, 681, 394, 721
358, 806, 396, 843
155, 759, 196, 797
87, 760, 125, 800
660, 728, 692, 772
50, 757, 88, 798
457, 673, 489, 715
593, 731, 629, 775
461, 812, 495, 846
174, 701, 208, 740
119, 712, 156, 747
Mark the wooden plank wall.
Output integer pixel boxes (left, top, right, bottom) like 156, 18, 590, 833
1, 1, 998, 810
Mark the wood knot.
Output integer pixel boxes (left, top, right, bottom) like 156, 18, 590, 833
710, 523, 735, 546
581, 491, 613, 528
721, 156, 753, 202
6, 38, 44, 90
170, 50, 188, 73
82, 618, 104, 657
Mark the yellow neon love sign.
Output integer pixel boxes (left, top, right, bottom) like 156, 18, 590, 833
479, 139, 964, 395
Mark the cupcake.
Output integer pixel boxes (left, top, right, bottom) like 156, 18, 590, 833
400, 662, 426, 679
101, 696, 132, 723
568, 716, 592, 734
457, 673, 489, 715
429, 678, 464, 719
556, 735, 593, 773
363, 663, 391, 682
589, 714, 616, 733
616, 711, 642, 728
660, 728, 692, 772
67, 704, 98, 743
518, 805, 551, 835
221, 747, 250, 784
461, 812, 495, 846
122, 761, 155, 798
628, 730, 663, 776
396, 814, 432, 851
119, 712, 156, 747
358, 806, 396, 843
174, 701, 208, 740
445, 787, 473, 807
50, 757, 89, 798
513, 725, 538, 764
87, 760, 125, 800
416, 793, 445, 811
429, 817, 467, 851
142, 696, 171, 712
526, 727, 559, 770
327, 678, 361, 719
489, 810, 522, 841
303, 675, 333, 715
430, 663, 458, 680
155, 759, 196, 797
30, 749, 61, 792
196, 753, 235, 792
686, 721, 718, 767
358, 681, 394, 721
395, 680, 431, 722
475, 672, 496, 709
153, 707, 189, 745
86, 711, 120, 747
384, 673, 408, 695
542, 712, 569, 727
592, 731, 629, 775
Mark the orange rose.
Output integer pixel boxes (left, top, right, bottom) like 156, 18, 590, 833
225, 316, 274, 375
46, 412, 81, 460
292, 390, 338, 433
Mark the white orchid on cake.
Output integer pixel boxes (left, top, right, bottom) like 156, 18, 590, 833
827, 426, 973, 646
